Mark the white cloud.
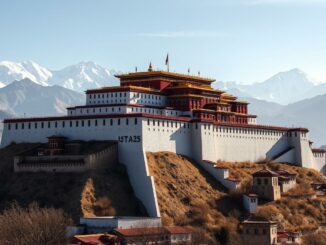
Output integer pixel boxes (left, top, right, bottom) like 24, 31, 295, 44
136, 31, 228, 38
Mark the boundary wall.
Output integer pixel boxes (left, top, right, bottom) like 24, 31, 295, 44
1, 114, 325, 216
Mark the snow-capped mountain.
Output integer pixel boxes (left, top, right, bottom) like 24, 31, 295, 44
48, 61, 119, 92
0, 78, 84, 116
214, 69, 326, 105
0, 60, 119, 93
0, 60, 51, 86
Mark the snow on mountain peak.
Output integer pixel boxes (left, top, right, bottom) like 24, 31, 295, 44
0, 60, 119, 92
47, 61, 119, 92
0, 60, 51, 86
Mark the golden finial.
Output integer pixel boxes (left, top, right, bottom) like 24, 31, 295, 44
148, 62, 153, 72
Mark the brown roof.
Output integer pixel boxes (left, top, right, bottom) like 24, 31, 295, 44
242, 216, 277, 224
252, 169, 279, 177
226, 177, 240, 183
114, 227, 167, 237
114, 226, 192, 237
164, 226, 192, 234
70, 234, 119, 245
312, 148, 326, 153
244, 192, 258, 197
275, 169, 297, 177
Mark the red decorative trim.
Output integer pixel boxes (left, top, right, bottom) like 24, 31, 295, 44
312, 148, 326, 153
3, 113, 192, 123
2, 113, 309, 132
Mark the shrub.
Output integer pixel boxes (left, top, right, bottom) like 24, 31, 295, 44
302, 230, 326, 245
214, 226, 230, 245
0, 203, 72, 245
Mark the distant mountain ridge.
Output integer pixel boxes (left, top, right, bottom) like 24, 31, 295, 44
0, 78, 84, 116
0, 60, 119, 93
0, 62, 325, 146
214, 68, 326, 105
245, 95, 326, 147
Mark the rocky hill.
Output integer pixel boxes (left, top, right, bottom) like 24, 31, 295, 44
147, 152, 326, 244
0, 143, 144, 222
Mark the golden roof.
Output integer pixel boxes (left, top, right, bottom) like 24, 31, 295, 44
115, 70, 215, 83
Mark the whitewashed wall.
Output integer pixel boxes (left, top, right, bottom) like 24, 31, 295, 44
1, 116, 326, 217
1, 117, 160, 217
68, 105, 183, 118
243, 195, 257, 213
86, 92, 167, 107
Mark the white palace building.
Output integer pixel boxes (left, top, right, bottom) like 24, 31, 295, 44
1, 64, 325, 217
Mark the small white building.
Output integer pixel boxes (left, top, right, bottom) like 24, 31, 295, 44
275, 170, 297, 193
243, 193, 258, 213
79, 216, 162, 234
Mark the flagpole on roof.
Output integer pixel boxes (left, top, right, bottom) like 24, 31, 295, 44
165, 53, 169, 72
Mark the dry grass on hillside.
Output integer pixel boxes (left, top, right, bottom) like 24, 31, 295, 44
0, 143, 144, 222
256, 197, 326, 231
147, 152, 326, 243
216, 160, 325, 194
210, 160, 326, 231
147, 152, 243, 244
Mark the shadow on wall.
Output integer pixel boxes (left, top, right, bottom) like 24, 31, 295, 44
169, 125, 192, 156
266, 135, 294, 163
321, 164, 326, 175
0, 143, 145, 222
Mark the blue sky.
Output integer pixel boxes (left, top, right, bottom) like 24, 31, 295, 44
0, 0, 326, 83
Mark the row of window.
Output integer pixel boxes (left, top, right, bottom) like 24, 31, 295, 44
203, 134, 291, 140
88, 92, 164, 101
89, 99, 127, 105
5, 120, 308, 140
69, 106, 180, 116
245, 227, 276, 235
255, 177, 278, 186
70, 107, 122, 115
8, 118, 139, 130
89, 92, 127, 99
88, 98, 164, 106
314, 153, 325, 157
147, 119, 190, 129
203, 124, 307, 137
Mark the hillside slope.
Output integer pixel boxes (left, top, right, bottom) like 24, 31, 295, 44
0, 143, 144, 221
147, 152, 326, 244
147, 152, 242, 244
